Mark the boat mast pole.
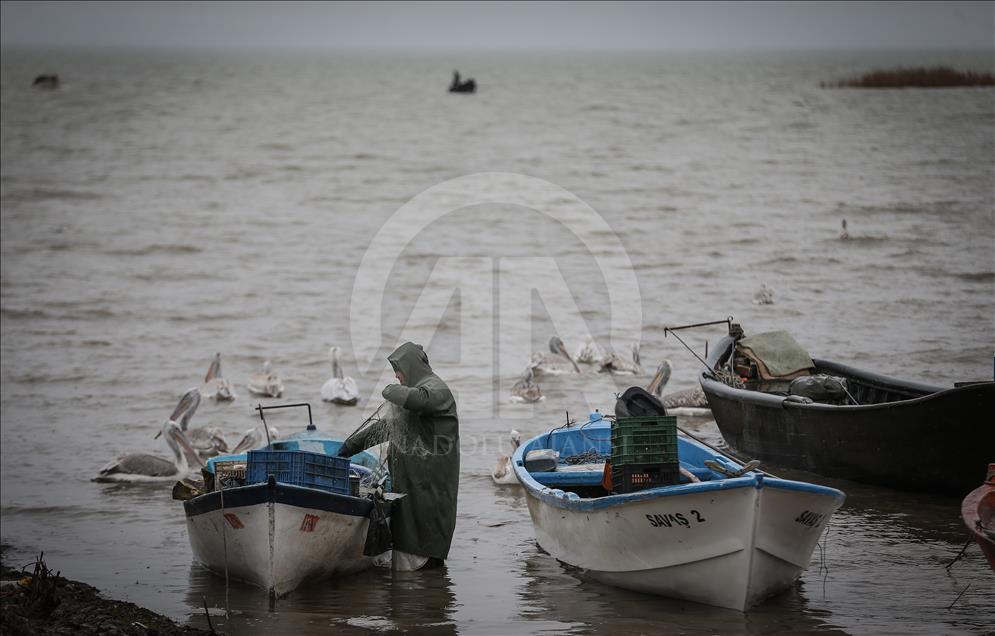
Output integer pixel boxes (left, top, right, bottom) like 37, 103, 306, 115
663, 317, 735, 377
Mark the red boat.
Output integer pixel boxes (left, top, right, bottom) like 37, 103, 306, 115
961, 463, 995, 572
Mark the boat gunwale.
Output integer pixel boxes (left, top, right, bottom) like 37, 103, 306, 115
700, 335, 992, 412
511, 425, 844, 512
961, 483, 994, 537
183, 480, 374, 518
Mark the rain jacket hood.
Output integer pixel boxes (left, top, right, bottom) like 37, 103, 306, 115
388, 342, 432, 386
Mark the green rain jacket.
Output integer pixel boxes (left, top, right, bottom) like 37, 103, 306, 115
340, 342, 460, 560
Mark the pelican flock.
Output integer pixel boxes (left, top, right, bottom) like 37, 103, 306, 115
230, 423, 281, 454
529, 336, 580, 376
491, 430, 522, 485
155, 388, 229, 459
753, 282, 775, 305
599, 343, 642, 375
203, 352, 236, 401
645, 359, 711, 415
248, 360, 284, 398
646, 360, 673, 396
511, 367, 544, 403
95, 420, 204, 482
321, 346, 359, 405
573, 338, 605, 365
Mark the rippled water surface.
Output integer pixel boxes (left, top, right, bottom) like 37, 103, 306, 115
2, 49, 994, 634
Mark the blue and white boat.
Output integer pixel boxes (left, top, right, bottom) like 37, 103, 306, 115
181, 406, 390, 602
513, 413, 845, 611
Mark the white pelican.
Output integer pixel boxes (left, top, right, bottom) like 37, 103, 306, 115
95, 420, 204, 482
230, 424, 281, 454
203, 352, 236, 401
529, 336, 580, 376
646, 359, 673, 396
600, 343, 642, 375
753, 282, 775, 305
321, 346, 359, 405
491, 430, 522, 485
248, 360, 284, 398
155, 388, 229, 459
510, 367, 544, 403
574, 338, 605, 365
646, 359, 711, 416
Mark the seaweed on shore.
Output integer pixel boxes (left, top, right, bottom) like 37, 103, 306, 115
821, 66, 995, 89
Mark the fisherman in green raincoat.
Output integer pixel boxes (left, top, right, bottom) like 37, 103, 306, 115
338, 342, 460, 570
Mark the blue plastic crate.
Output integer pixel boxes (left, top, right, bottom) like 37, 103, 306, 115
246, 449, 350, 495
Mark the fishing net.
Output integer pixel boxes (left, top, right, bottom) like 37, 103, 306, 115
348, 401, 434, 495
715, 367, 746, 390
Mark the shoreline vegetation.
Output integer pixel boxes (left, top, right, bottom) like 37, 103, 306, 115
822, 66, 995, 88
1, 549, 210, 636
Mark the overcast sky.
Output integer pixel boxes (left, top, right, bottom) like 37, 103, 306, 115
1, 1, 993, 51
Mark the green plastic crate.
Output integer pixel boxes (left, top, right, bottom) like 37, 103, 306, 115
611, 416, 678, 467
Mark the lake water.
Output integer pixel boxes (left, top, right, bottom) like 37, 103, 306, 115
1, 48, 993, 634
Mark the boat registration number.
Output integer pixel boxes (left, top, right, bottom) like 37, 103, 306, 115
645, 510, 706, 529
794, 510, 825, 528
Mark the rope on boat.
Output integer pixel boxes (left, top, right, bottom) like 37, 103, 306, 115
675, 425, 779, 479
218, 480, 231, 624
947, 583, 971, 610
544, 411, 577, 448
202, 596, 217, 635
818, 516, 832, 598
563, 448, 609, 465
664, 328, 717, 378
944, 538, 975, 570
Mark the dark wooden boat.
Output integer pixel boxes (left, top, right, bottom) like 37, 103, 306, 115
961, 464, 995, 571
449, 71, 476, 93
33, 74, 59, 89
700, 333, 995, 494
449, 78, 476, 93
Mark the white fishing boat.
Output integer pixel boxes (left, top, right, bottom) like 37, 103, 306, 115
180, 404, 391, 603
513, 413, 845, 611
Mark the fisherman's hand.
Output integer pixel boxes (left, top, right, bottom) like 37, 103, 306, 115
382, 384, 405, 403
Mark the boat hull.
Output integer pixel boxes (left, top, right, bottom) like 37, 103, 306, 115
184, 481, 377, 598
525, 477, 839, 611
514, 424, 845, 611
702, 336, 995, 494
961, 466, 995, 572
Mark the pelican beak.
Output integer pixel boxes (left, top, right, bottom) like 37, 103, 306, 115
557, 341, 581, 373
169, 390, 199, 425
212, 433, 229, 453
647, 369, 664, 396
646, 361, 672, 396
169, 424, 205, 469
204, 355, 221, 383
230, 430, 254, 455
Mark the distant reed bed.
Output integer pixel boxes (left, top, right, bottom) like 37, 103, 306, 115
822, 66, 995, 88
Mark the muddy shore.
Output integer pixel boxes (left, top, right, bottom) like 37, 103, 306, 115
1, 549, 211, 636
